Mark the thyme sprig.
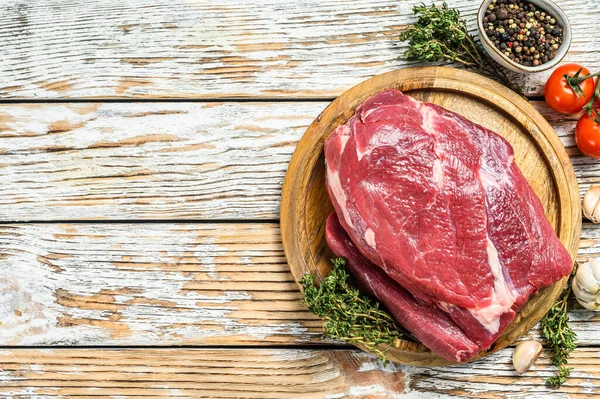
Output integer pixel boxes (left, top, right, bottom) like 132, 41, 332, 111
300, 258, 405, 363
399, 2, 521, 94
540, 265, 578, 388
301, 258, 577, 378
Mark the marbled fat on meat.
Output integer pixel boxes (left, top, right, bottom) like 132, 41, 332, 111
324, 89, 573, 360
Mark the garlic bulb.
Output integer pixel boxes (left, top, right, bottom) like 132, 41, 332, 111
583, 184, 600, 223
572, 258, 600, 310
513, 340, 542, 375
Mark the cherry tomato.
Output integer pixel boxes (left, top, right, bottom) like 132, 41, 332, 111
544, 64, 597, 114
576, 109, 600, 158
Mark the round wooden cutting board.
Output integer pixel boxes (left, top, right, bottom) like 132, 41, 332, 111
280, 66, 581, 366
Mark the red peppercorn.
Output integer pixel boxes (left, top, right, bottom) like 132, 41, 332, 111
508, 42, 513, 47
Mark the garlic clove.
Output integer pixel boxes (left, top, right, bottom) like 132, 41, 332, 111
583, 185, 600, 223
575, 259, 600, 295
572, 282, 600, 310
573, 280, 597, 303
572, 259, 600, 310
513, 340, 543, 375
591, 258, 600, 284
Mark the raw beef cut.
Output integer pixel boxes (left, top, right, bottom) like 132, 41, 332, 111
326, 212, 480, 363
324, 89, 573, 357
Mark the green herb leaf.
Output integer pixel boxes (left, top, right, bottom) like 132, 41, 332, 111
546, 365, 572, 388
540, 264, 578, 388
300, 258, 407, 363
399, 2, 522, 94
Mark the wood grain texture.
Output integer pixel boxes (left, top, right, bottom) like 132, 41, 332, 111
1, 221, 599, 347
0, 0, 598, 99
0, 0, 597, 394
0, 347, 598, 398
281, 66, 580, 365
0, 100, 595, 222
0, 102, 314, 220
0, 223, 321, 346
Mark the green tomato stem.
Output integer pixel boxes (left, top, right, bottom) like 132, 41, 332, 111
569, 70, 600, 85
565, 69, 600, 101
581, 75, 600, 124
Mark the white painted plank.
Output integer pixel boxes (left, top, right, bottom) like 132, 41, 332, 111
0, 222, 599, 347
0, 0, 597, 99
0, 102, 314, 220
0, 100, 595, 221
0, 223, 321, 346
0, 348, 597, 398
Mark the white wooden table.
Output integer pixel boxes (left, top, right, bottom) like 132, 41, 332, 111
0, 0, 599, 397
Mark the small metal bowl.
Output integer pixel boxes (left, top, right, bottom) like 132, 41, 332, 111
477, 0, 571, 73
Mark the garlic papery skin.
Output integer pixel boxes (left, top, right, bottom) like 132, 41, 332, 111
583, 184, 600, 223
572, 258, 600, 310
513, 340, 542, 375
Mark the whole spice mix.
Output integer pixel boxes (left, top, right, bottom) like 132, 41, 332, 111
483, 0, 563, 67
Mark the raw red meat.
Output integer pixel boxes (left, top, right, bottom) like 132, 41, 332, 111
324, 89, 573, 357
326, 213, 480, 363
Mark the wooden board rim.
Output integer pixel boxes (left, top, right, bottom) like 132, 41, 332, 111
280, 66, 581, 366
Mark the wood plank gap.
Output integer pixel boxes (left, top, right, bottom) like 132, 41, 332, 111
1, 342, 599, 349
0, 94, 546, 104
0, 219, 281, 225
0, 344, 353, 351
0, 97, 337, 104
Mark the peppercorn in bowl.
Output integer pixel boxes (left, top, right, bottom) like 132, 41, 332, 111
477, 0, 571, 73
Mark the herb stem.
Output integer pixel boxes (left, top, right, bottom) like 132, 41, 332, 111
440, 53, 475, 66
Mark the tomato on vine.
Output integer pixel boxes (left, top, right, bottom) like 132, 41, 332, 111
544, 64, 597, 114
576, 109, 600, 158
